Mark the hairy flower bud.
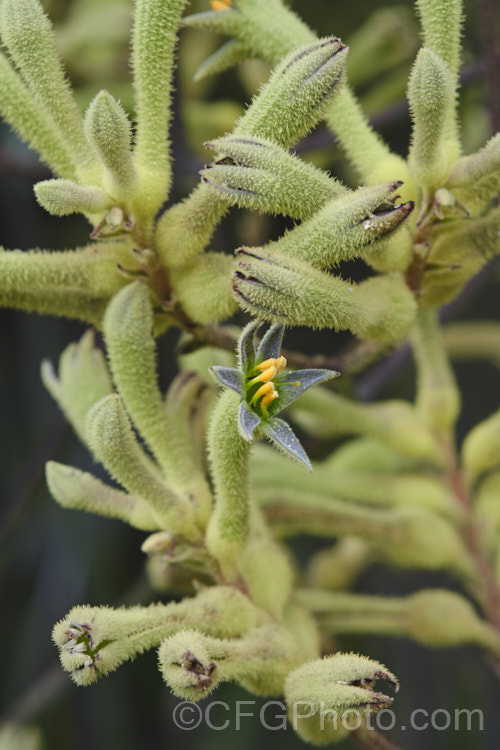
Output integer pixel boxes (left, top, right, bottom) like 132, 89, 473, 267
234, 38, 348, 147
202, 135, 344, 219
408, 48, 456, 190
84, 90, 138, 202
285, 653, 398, 745
34, 179, 111, 217
233, 247, 416, 342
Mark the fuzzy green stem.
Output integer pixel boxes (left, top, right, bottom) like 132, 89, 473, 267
411, 307, 461, 434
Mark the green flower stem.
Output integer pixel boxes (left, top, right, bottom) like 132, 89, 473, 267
443, 322, 500, 367
131, 0, 188, 235
206, 390, 252, 579
411, 307, 461, 435
289, 388, 441, 462
155, 183, 229, 269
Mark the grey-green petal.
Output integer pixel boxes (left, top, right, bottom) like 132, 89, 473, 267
209, 366, 242, 393
239, 401, 261, 442
262, 417, 312, 471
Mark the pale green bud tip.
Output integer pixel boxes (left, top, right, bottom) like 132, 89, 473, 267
34, 179, 111, 216
84, 90, 138, 200
285, 653, 398, 744
235, 38, 348, 147
158, 630, 220, 700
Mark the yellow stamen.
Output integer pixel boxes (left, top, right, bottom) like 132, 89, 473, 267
274, 356, 287, 374
250, 382, 273, 405
256, 358, 275, 371
210, 0, 232, 10
248, 365, 277, 386
261, 388, 278, 417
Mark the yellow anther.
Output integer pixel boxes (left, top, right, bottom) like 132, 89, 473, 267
210, 0, 232, 10
259, 365, 277, 382
256, 358, 275, 371
274, 356, 287, 374
250, 381, 273, 405
260, 388, 279, 417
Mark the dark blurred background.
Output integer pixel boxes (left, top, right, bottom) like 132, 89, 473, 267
1, 0, 500, 748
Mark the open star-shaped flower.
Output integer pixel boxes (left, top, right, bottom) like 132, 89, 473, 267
209, 321, 339, 470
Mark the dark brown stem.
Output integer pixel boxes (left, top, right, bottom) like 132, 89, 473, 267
175, 316, 389, 375
443, 439, 500, 632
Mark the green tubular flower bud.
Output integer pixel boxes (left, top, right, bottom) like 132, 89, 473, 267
264, 494, 473, 581
86, 394, 199, 539
84, 91, 139, 203
233, 38, 348, 148
131, 0, 188, 227
411, 308, 461, 434
236, 508, 294, 617
46, 462, 161, 531
0, 0, 98, 183
163, 372, 214, 527
447, 133, 500, 213
405, 590, 500, 654
103, 281, 212, 515
0, 724, 41, 750
251, 444, 454, 516
53, 585, 263, 686
159, 624, 298, 700
307, 539, 375, 592
186, 0, 411, 192
325, 437, 421, 474
289, 388, 440, 462
267, 182, 413, 268
299, 588, 500, 655
41, 330, 112, 444
448, 133, 500, 189
202, 135, 344, 219
284, 654, 399, 746
206, 390, 251, 578
0, 242, 134, 327
462, 409, 500, 483
171, 253, 238, 323
408, 48, 457, 191
378, 507, 474, 581
283, 599, 321, 661
254, 464, 458, 519
364, 225, 413, 273
415, 0, 463, 78
414, 0, 463, 159
0, 51, 76, 179
421, 207, 500, 306
233, 247, 416, 342
34, 179, 111, 217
